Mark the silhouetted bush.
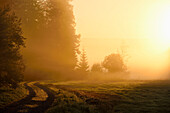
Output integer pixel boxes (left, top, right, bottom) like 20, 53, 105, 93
102, 53, 126, 73
91, 63, 103, 73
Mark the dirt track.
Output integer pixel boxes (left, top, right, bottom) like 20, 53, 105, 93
0, 82, 55, 113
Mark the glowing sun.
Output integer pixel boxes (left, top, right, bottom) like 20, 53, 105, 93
157, 6, 170, 42
148, 3, 170, 51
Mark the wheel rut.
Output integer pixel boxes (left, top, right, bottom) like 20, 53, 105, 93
0, 82, 55, 113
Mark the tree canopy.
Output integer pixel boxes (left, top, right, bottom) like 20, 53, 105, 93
102, 53, 126, 73
0, 6, 25, 87
0, 0, 80, 78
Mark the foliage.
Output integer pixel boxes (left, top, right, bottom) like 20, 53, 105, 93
91, 63, 103, 72
46, 87, 97, 113
0, 83, 28, 108
17, 0, 80, 70
77, 49, 89, 73
0, 6, 25, 87
0, 0, 80, 76
102, 53, 126, 73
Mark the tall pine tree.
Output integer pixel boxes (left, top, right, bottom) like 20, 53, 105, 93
77, 49, 89, 73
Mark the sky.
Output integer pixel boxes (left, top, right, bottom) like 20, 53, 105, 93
72, 0, 170, 79
72, 0, 170, 40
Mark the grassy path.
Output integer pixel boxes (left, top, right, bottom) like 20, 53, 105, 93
0, 82, 55, 113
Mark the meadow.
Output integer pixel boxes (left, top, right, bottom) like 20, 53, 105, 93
43, 80, 170, 113
0, 83, 28, 108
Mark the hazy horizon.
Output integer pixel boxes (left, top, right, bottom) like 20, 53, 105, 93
72, 0, 170, 79
80, 37, 169, 80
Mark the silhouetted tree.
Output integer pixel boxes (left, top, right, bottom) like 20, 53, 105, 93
102, 53, 126, 73
77, 49, 89, 73
91, 63, 103, 72
0, 6, 25, 88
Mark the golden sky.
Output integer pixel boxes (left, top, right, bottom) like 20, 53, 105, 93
72, 0, 170, 79
72, 0, 170, 48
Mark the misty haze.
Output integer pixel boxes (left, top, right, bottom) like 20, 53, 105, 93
0, 0, 170, 113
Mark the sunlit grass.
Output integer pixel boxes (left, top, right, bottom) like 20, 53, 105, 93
43, 80, 170, 113
0, 83, 28, 108
46, 86, 98, 113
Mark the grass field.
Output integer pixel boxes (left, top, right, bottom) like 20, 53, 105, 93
43, 80, 170, 113
0, 83, 28, 108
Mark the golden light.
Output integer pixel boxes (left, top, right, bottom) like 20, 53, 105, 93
157, 7, 170, 43
37, 0, 48, 4
149, 3, 170, 51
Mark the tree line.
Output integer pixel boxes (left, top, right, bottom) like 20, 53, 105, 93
77, 49, 128, 74
0, 0, 80, 87
0, 0, 128, 88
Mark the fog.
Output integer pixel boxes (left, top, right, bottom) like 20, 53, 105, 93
81, 38, 170, 80
0, 0, 169, 81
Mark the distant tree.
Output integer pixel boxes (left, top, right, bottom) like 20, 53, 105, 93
91, 63, 103, 72
77, 49, 89, 73
102, 53, 126, 73
0, 6, 25, 88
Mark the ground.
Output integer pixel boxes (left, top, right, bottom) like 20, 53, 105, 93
0, 80, 170, 113
44, 80, 170, 113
